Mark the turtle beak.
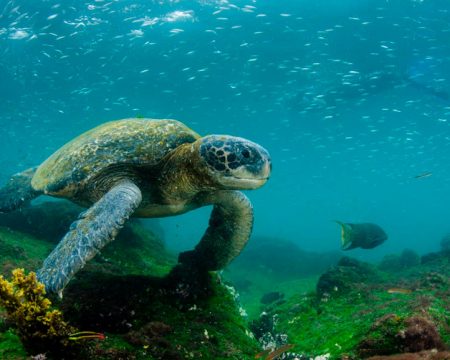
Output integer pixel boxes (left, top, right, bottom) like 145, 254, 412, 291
234, 151, 271, 186
261, 158, 271, 180
252, 150, 271, 182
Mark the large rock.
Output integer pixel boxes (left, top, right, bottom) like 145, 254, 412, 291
0, 201, 261, 359
316, 256, 380, 298
358, 314, 447, 358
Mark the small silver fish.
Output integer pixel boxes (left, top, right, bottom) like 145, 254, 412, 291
413, 172, 432, 179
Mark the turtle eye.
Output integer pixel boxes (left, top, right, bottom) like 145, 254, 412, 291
241, 149, 250, 158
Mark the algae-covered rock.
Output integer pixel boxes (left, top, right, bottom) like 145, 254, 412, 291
254, 252, 449, 359
0, 227, 53, 275
0, 201, 175, 278
316, 256, 381, 299
260, 291, 285, 305
0, 201, 80, 242
0, 203, 261, 359
399, 249, 421, 268
59, 268, 260, 359
379, 249, 421, 272
366, 350, 450, 359
421, 236, 450, 265
358, 314, 447, 358
0, 329, 28, 360
225, 237, 338, 319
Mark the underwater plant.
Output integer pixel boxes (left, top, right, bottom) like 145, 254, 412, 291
0, 268, 78, 355
357, 314, 447, 358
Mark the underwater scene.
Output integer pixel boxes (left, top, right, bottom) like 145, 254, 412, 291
0, 0, 449, 359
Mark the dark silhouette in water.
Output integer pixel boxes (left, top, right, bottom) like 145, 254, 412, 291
288, 70, 450, 112
335, 221, 388, 250
405, 75, 450, 102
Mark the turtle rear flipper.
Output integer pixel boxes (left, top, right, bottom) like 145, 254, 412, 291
37, 181, 142, 297
0, 167, 40, 213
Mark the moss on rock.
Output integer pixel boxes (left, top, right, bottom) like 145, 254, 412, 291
255, 255, 449, 359
0, 203, 260, 359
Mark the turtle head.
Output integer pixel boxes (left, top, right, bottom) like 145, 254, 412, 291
198, 135, 271, 189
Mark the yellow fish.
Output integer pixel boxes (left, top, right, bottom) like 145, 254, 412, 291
255, 344, 295, 360
387, 288, 412, 294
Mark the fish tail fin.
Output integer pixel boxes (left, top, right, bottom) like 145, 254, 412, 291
334, 220, 351, 249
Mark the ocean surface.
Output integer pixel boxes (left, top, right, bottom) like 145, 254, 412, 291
1, 0, 450, 263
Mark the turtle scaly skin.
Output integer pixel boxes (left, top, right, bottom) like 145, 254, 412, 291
0, 168, 39, 213
38, 181, 142, 297
0, 118, 271, 295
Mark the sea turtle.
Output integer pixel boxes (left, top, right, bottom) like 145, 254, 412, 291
0, 118, 271, 297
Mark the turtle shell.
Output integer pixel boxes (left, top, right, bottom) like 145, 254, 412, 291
31, 118, 200, 195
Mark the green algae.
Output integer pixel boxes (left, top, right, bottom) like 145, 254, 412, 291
1, 202, 448, 359
143, 276, 259, 360
95, 221, 176, 277
56, 269, 260, 359
224, 237, 340, 320
0, 207, 260, 359
0, 329, 28, 359
0, 226, 53, 273
224, 266, 319, 319
261, 256, 450, 359
230, 275, 318, 320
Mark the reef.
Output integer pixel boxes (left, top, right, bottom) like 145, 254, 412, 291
358, 314, 446, 357
0, 201, 260, 359
365, 350, 450, 359
251, 254, 449, 359
1, 201, 449, 359
316, 256, 383, 299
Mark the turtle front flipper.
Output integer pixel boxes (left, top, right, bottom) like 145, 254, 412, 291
178, 190, 253, 271
37, 181, 142, 297
0, 167, 40, 213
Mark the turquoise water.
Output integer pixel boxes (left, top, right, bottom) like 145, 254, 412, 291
1, 0, 449, 262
